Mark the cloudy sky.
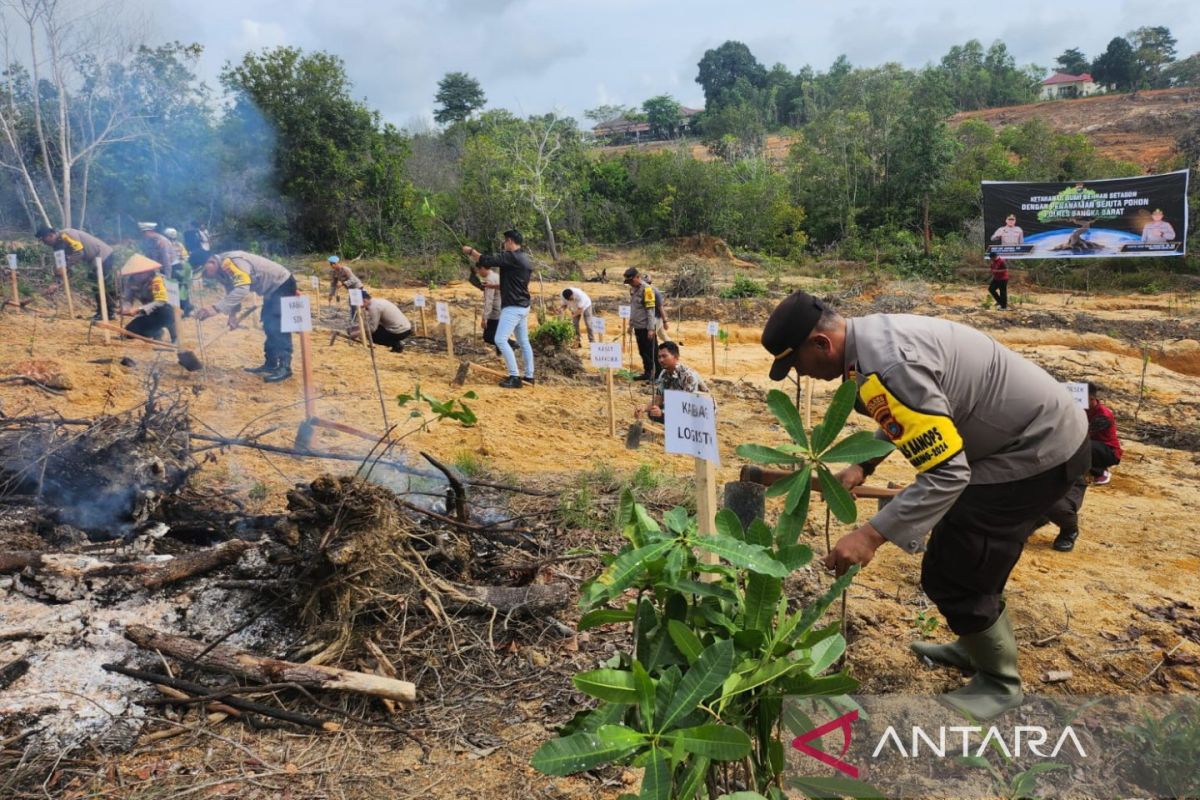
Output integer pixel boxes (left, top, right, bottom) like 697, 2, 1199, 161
148, 0, 1199, 127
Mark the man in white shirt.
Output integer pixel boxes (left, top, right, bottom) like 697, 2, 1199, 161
560, 287, 597, 345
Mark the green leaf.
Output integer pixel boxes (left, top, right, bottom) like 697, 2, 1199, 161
732, 629, 766, 651
744, 573, 782, 632
639, 750, 670, 800
721, 657, 804, 700
787, 775, 883, 799
589, 539, 674, 602
653, 665, 682, 725
806, 633, 846, 675
780, 672, 859, 696
574, 669, 639, 704
786, 566, 859, 646
666, 724, 752, 760
767, 388, 809, 449
784, 463, 813, 516
735, 443, 805, 465
776, 544, 813, 571
714, 508, 745, 541
578, 608, 636, 631
596, 724, 646, 750
634, 504, 663, 536
764, 470, 803, 499
695, 535, 790, 577
659, 639, 735, 732
820, 430, 895, 464
663, 506, 692, 536
717, 794, 770, 800
617, 489, 638, 542
675, 756, 710, 800
667, 620, 703, 664
816, 466, 857, 525
631, 660, 655, 731
675, 579, 738, 603
812, 379, 859, 453
774, 510, 805, 548
746, 518, 772, 547
531, 731, 638, 776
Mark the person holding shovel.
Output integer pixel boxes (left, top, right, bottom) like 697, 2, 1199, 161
35, 225, 116, 319
462, 229, 534, 389
760, 290, 1089, 720
192, 250, 297, 383
327, 256, 364, 318
638, 341, 708, 423
120, 258, 177, 344
348, 292, 413, 353
623, 267, 667, 381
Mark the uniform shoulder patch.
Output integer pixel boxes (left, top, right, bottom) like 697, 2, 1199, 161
857, 373, 963, 473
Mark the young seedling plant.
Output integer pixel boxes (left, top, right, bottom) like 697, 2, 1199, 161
531, 380, 893, 799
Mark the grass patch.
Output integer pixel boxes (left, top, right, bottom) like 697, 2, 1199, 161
450, 450, 487, 478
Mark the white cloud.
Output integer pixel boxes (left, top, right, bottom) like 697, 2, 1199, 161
235, 19, 287, 52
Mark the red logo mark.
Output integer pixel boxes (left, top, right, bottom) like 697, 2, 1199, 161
791, 709, 859, 778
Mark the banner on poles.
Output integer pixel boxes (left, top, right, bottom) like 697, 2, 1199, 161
590, 342, 621, 368
981, 170, 1189, 259
664, 390, 720, 465
280, 296, 313, 332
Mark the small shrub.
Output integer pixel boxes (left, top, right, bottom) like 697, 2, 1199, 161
626, 463, 662, 492
451, 450, 486, 478
531, 317, 576, 350
719, 273, 767, 298
1121, 698, 1200, 798
248, 482, 269, 501
664, 256, 713, 297
414, 252, 463, 287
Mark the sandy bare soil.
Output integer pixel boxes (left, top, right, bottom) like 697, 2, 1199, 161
1, 257, 1198, 798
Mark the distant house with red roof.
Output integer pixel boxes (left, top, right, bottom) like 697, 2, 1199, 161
592, 107, 703, 143
1040, 72, 1100, 100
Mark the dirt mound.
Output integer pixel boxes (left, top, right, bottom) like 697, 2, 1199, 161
667, 234, 736, 261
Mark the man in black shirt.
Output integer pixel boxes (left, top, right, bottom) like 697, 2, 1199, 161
462, 230, 535, 388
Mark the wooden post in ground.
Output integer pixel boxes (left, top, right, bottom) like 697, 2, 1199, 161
621, 317, 628, 368
437, 302, 454, 358
803, 376, 813, 427
53, 250, 75, 318
606, 367, 616, 437
694, 456, 718, 572
710, 332, 717, 375
7, 253, 18, 309
299, 331, 316, 419
356, 300, 391, 434
94, 257, 111, 342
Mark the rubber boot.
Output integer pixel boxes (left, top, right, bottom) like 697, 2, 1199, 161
245, 358, 275, 374
911, 638, 975, 672
940, 608, 1024, 721
264, 358, 292, 383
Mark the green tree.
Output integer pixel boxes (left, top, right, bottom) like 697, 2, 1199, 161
1055, 47, 1090, 75
220, 47, 416, 253
583, 104, 631, 124
642, 94, 683, 139
695, 41, 767, 110
1130, 26, 1178, 89
1163, 52, 1200, 88
1092, 37, 1136, 91
433, 71, 486, 125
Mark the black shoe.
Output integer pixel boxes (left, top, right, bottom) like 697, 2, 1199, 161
522, 376, 536, 386
390, 342, 405, 353
498, 376, 523, 389
244, 362, 275, 374
264, 365, 293, 383
1052, 529, 1078, 552
633, 373, 652, 381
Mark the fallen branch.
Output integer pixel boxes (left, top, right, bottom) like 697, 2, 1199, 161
0, 658, 29, 691
444, 583, 571, 616
102, 663, 338, 731
0, 540, 252, 590
422, 451, 468, 523
123, 624, 417, 704
190, 432, 439, 479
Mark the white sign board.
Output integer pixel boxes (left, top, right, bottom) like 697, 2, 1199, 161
435, 301, 451, 324
348, 288, 363, 307
6, 253, 17, 270
590, 342, 622, 369
590, 316, 607, 335
664, 390, 720, 465
1065, 381, 1089, 410
280, 295, 312, 333
707, 321, 719, 337
413, 293, 426, 308
617, 304, 631, 319
53, 249, 67, 270
165, 279, 181, 308
310, 275, 320, 290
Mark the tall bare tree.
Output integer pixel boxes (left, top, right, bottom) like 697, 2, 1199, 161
501, 113, 578, 261
0, 0, 141, 228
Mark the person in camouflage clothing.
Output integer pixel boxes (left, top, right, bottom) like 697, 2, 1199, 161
640, 340, 709, 423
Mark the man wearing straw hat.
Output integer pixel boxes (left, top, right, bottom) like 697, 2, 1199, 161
120, 256, 177, 344
192, 250, 297, 383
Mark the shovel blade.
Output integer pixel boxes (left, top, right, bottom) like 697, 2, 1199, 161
624, 421, 644, 450
177, 350, 203, 372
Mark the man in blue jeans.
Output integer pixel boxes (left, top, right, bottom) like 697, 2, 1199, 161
462, 230, 534, 388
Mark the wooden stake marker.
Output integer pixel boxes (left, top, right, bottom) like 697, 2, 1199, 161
351, 290, 391, 435
6, 253, 20, 310
618, 304, 631, 369
53, 249, 75, 318
707, 320, 719, 375
590, 336, 621, 437
414, 293, 427, 337
436, 301, 453, 357
94, 257, 111, 342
